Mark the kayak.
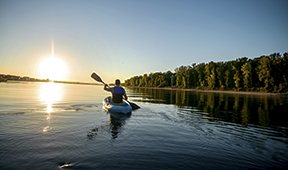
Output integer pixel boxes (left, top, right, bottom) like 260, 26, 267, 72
103, 97, 132, 114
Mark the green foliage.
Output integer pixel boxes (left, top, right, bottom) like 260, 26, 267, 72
216, 62, 225, 89
124, 52, 288, 93
256, 56, 273, 91
241, 62, 252, 89
205, 62, 217, 89
224, 62, 234, 88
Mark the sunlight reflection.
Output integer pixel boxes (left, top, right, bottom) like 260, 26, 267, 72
39, 82, 63, 105
38, 82, 63, 132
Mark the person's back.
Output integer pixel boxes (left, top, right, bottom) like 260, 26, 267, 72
104, 79, 128, 103
111, 86, 125, 103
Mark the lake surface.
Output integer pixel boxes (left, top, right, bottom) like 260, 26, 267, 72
0, 82, 287, 170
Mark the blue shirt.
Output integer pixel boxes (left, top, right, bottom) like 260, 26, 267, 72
111, 86, 125, 103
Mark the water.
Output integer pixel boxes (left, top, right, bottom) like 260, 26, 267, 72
0, 82, 287, 170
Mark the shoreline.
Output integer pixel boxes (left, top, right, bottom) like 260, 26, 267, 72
1, 80, 101, 86
126, 86, 288, 96
2, 81, 287, 96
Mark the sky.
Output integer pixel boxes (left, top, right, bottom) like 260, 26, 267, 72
0, 0, 287, 83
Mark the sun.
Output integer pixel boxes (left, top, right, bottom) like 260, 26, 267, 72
38, 56, 68, 81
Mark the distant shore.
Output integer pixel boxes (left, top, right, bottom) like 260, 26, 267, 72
0, 73, 102, 86
126, 86, 288, 96
1, 80, 101, 86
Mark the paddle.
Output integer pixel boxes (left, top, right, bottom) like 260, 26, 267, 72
91, 72, 105, 85
90, 72, 140, 110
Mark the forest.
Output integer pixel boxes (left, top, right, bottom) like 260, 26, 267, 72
124, 52, 288, 93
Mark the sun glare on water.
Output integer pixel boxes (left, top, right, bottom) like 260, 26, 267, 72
39, 82, 63, 132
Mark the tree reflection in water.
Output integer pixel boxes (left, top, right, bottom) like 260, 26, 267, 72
129, 88, 288, 128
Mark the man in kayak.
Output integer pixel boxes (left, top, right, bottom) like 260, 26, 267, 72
104, 79, 128, 103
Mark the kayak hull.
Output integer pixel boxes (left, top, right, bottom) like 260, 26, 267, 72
103, 97, 132, 114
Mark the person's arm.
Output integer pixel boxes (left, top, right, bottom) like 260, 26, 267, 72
104, 84, 112, 92
123, 89, 128, 100
123, 93, 128, 100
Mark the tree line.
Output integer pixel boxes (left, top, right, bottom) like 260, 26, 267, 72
124, 52, 288, 93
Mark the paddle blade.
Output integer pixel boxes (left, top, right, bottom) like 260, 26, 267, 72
127, 101, 140, 110
91, 72, 104, 83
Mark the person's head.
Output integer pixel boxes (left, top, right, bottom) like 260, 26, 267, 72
115, 79, 121, 86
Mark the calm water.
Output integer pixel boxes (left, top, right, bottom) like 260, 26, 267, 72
0, 82, 287, 170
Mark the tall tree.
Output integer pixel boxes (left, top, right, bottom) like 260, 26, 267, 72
196, 63, 206, 88
175, 66, 189, 88
216, 62, 225, 88
241, 62, 252, 89
205, 62, 217, 89
224, 61, 234, 89
257, 56, 273, 91
232, 58, 247, 90
189, 63, 198, 88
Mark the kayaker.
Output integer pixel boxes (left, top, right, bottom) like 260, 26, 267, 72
104, 79, 128, 103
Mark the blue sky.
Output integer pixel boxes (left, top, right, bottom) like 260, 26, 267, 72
0, 0, 287, 82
